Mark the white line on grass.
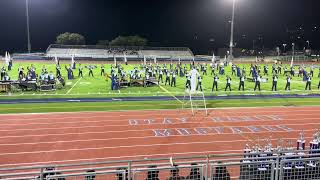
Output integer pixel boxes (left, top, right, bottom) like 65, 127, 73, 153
66, 78, 82, 94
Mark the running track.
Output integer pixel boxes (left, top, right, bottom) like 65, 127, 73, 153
0, 106, 319, 168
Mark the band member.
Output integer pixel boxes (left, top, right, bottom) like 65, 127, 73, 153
65, 65, 74, 80
78, 64, 83, 78
254, 76, 261, 91
225, 76, 232, 91
0, 67, 6, 81
305, 74, 312, 90
290, 66, 295, 76
285, 75, 291, 91
186, 73, 191, 89
310, 66, 314, 77
278, 65, 282, 74
88, 66, 94, 77
239, 75, 245, 91
3, 73, 10, 81
157, 69, 163, 83
56, 64, 61, 77
171, 71, 176, 87
212, 74, 219, 91
272, 75, 278, 91
211, 65, 215, 75
101, 65, 105, 76
232, 65, 236, 76
165, 72, 170, 86
196, 76, 203, 91
263, 65, 268, 75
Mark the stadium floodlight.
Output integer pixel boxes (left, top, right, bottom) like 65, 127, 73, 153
282, 44, 287, 53
228, 0, 236, 62
306, 40, 310, 49
26, 0, 31, 53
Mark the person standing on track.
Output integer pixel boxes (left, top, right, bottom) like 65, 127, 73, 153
272, 74, 278, 91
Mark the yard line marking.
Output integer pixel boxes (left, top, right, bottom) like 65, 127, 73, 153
66, 77, 82, 94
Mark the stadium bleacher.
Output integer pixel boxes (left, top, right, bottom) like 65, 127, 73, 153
46, 44, 195, 60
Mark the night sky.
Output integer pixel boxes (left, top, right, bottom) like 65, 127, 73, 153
0, 0, 319, 54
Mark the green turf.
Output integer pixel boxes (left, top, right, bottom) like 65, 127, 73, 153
0, 98, 319, 114
1, 61, 320, 99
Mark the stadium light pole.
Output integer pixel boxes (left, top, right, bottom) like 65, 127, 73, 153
26, 0, 32, 53
228, 0, 236, 62
292, 43, 295, 59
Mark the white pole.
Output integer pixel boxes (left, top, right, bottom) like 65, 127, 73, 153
154, 57, 157, 64
229, 0, 236, 61
144, 55, 146, 65
26, 0, 31, 53
114, 55, 117, 66
124, 53, 127, 63
291, 43, 295, 67
71, 55, 75, 66
212, 52, 215, 63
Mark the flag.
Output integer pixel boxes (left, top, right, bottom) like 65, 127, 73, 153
124, 53, 127, 63
154, 56, 157, 64
54, 55, 58, 64
212, 53, 215, 63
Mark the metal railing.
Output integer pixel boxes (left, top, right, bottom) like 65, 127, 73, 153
2, 150, 320, 180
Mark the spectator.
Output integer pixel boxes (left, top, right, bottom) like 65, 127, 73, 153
167, 165, 184, 180
212, 162, 230, 180
84, 170, 96, 180
116, 168, 131, 180
185, 163, 204, 180
146, 165, 160, 180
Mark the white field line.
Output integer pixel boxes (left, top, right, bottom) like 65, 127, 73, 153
66, 77, 82, 94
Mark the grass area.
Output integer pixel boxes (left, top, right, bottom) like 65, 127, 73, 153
0, 98, 319, 114
1, 61, 320, 99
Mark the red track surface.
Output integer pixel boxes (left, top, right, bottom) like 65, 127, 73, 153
0, 106, 320, 168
